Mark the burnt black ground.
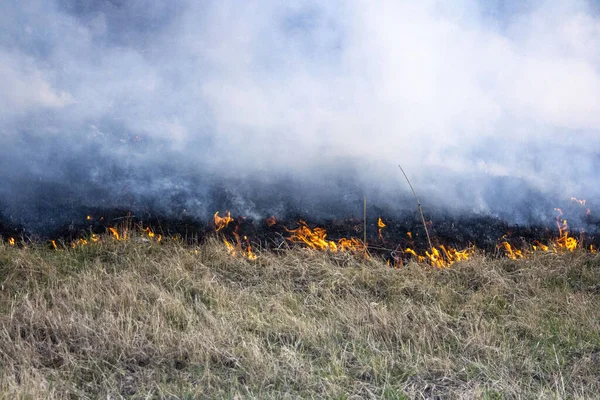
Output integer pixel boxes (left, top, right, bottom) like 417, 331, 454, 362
1, 205, 598, 263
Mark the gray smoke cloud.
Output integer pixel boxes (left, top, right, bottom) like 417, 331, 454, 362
1, 0, 599, 233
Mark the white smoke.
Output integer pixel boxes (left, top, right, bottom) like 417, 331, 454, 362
1, 0, 599, 231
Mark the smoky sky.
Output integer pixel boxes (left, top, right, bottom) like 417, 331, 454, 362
1, 0, 599, 232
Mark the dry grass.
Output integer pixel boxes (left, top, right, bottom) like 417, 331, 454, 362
0, 236, 599, 399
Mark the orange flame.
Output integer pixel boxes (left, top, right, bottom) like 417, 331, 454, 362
109, 227, 121, 241
222, 230, 257, 260
245, 243, 258, 260
142, 227, 162, 242
404, 248, 425, 263
553, 210, 577, 252
286, 221, 368, 256
440, 244, 472, 263
71, 238, 88, 248
404, 248, 417, 257
424, 245, 473, 268
223, 238, 236, 255
287, 221, 338, 251
215, 201, 597, 265
338, 237, 367, 253
51, 240, 57, 250
214, 211, 233, 232
554, 229, 578, 252
144, 227, 155, 239
378, 217, 386, 241
501, 209, 590, 258
8, 237, 15, 246
501, 242, 523, 260
425, 247, 444, 268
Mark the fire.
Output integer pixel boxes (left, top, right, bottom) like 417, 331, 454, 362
223, 238, 236, 254
245, 243, 257, 260
554, 230, 578, 252
553, 209, 578, 252
284, 220, 476, 266
86, 215, 92, 221
214, 211, 233, 232
220, 229, 257, 260
425, 247, 444, 268
338, 237, 367, 253
404, 248, 420, 259
65, 225, 160, 249
144, 227, 155, 239
141, 227, 162, 242
32, 198, 600, 268
109, 227, 121, 241
423, 245, 473, 268
287, 221, 338, 251
287, 221, 370, 256
500, 209, 584, 258
71, 238, 88, 248
213, 211, 258, 260
501, 242, 524, 260
440, 244, 472, 263
378, 217, 386, 240
9, 237, 15, 246
532, 241, 549, 252
286, 221, 368, 256
402, 243, 472, 267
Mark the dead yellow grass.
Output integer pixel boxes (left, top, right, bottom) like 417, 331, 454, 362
0, 236, 599, 399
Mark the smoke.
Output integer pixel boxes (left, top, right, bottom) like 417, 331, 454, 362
1, 0, 599, 233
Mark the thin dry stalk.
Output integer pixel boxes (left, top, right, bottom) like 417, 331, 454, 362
363, 196, 367, 247
398, 165, 433, 252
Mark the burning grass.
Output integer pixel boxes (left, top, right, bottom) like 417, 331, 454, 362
1, 233, 599, 398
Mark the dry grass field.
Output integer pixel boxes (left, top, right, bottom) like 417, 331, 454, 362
1, 235, 599, 399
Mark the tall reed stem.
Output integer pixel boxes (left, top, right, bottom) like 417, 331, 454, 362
398, 165, 433, 252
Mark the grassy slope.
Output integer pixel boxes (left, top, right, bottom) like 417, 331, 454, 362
0, 237, 599, 399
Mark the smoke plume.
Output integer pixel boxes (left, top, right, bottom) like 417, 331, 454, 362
1, 0, 599, 234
